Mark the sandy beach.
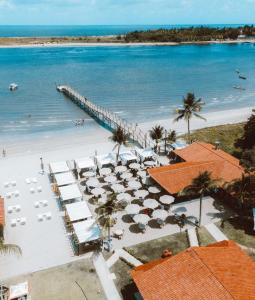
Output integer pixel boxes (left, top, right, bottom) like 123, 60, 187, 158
0, 39, 255, 48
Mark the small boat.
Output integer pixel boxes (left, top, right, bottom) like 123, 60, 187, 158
9, 83, 18, 91
235, 69, 240, 74
233, 85, 246, 91
239, 75, 247, 80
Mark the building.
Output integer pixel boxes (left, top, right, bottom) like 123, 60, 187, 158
148, 142, 243, 195
0, 197, 5, 235
131, 240, 255, 300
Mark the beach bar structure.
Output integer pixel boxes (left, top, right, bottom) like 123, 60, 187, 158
58, 184, 82, 204
57, 85, 153, 149
65, 201, 92, 224
54, 172, 76, 187
49, 161, 70, 174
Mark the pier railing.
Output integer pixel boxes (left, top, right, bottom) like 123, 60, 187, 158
57, 85, 154, 149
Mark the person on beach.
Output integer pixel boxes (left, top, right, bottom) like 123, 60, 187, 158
2, 149, 6, 157
40, 157, 44, 174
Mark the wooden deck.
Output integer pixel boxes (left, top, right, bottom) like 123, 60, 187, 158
57, 85, 153, 148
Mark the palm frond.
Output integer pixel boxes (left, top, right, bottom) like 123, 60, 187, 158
0, 240, 21, 256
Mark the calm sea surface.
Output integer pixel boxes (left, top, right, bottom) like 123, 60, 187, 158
0, 43, 255, 142
0, 24, 248, 37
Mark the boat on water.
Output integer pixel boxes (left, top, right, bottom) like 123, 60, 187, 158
9, 83, 18, 91
233, 85, 246, 91
239, 75, 247, 80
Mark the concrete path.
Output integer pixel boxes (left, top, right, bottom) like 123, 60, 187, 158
107, 249, 142, 268
205, 223, 228, 242
187, 228, 199, 246
93, 252, 121, 300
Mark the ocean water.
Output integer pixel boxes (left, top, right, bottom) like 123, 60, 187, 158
0, 24, 249, 37
0, 43, 255, 142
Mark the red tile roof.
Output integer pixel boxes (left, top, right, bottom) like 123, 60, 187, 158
131, 240, 255, 300
0, 197, 5, 226
148, 142, 243, 194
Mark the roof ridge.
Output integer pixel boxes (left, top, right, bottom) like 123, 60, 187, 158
191, 247, 235, 300
195, 142, 242, 170
153, 161, 216, 174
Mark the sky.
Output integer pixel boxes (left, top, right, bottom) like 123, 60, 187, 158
0, 0, 254, 25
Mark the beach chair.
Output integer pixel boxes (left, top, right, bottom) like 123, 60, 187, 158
25, 178, 31, 184
32, 177, 37, 183
15, 205, 21, 212
45, 212, 52, 220
7, 206, 13, 213
37, 186, 42, 192
3, 182, 9, 188
41, 200, 48, 207
37, 214, 43, 222
20, 217, 26, 225
30, 187, 35, 194
6, 192, 11, 198
14, 190, 20, 197
11, 219, 17, 227
11, 181, 16, 187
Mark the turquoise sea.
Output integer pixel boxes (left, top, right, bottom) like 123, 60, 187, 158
0, 43, 255, 142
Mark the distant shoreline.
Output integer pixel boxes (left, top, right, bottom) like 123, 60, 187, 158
0, 38, 255, 48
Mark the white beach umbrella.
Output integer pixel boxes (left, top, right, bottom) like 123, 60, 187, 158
128, 181, 142, 190
91, 187, 106, 197
159, 195, 175, 205
144, 199, 159, 209
100, 168, 112, 176
144, 160, 156, 167
133, 214, 150, 225
86, 178, 100, 188
125, 204, 140, 215
129, 163, 141, 170
134, 189, 149, 199
115, 165, 127, 174
148, 186, 161, 194
83, 171, 95, 178
111, 183, 125, 193
121, 172, 133, 180
137, 170, 147, 178
117, 193, 132, 202
152, 209, 168, 220
104, 175, 117, 183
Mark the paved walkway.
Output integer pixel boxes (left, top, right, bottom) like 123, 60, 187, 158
205, 223, 229, 242
187, 228, 199, 246
107, 249, 142, 268
92, 252, 121, 300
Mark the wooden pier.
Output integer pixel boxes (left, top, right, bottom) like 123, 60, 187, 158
57, 85, 153, 149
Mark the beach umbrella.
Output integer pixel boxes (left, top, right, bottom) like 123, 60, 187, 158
144, 160, 156, 167
129, 162, 141, 170
121, 172, 133, 180
128, 181, 142, 190
115, 165, 127, 174
134, 189, 149, 199
144, 199, 159, 209
83, 171, 95, 178
86, 178, 100, 188
104, 175, 117, 183
117, 193, 132, 202
148, 186, 161, 194
137, 170, 147, 178
125, 204, 140, 215
159, 195, 175, 205
111, 183, 125, 193
91, 187, 106, 197
133, 214, 150, 225
152, 209, 168, 220
100, 168, 112, 176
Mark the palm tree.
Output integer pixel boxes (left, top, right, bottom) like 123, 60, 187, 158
167, 129, 177, 144
149, 125, 164, 153
110, 126, 129, 162
0, 225, 21, 255
174, 93, 206, 144
97, 194, 122, 244
180, 171, 219, 226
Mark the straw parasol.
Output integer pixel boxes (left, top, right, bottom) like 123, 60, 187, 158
115, 165, 127, 173
134, 189, 149, 199
91, 187, 106, 197
104, 175, 117, 183
125, 204, 140, 215
128, 181, 142, 190
133, 214, 150, 225
117, 193, 132, 202
159, 195, 175, 205
143, 199, 159, 209
100, 168, 112, 176
152, 209, 168, 220
129, 163, 141, 170
148, 186, 161, 194
111, 183, 125, 193
86, 178, 100, 188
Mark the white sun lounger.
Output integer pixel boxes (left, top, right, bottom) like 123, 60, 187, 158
25, 178, 31, 184
41, 200, 48, 207
30, 188, 35, 194
34, 201, 40, 208
20, 218, 26, 225
11, 181, 17, 187
11, 219, 17, 227
6, 192, 12, 198
45, 212, 52, 220
37, 186, 42, 192
14, 190, 20, 197
7, 206, 13, 213
32, 177, 37, 183
37, 214, 43, 222
15, 205, 21, 212
4, 182, 9, 188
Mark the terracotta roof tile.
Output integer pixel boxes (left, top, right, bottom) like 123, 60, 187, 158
0, 197, 4, 226
132, 241, 255, 300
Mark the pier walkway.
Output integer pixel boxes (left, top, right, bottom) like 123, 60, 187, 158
57, 85, 153, 149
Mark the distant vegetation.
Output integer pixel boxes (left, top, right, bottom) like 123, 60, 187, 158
125, 25, 255, 43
